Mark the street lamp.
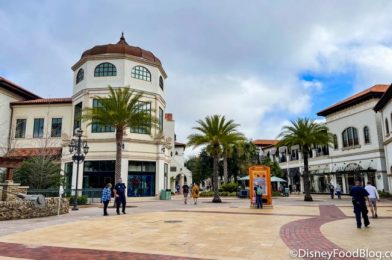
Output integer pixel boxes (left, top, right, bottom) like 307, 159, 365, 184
68, 128, 89, 211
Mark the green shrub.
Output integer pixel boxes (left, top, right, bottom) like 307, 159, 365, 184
379, 190, 392, 198
272, 191, 281, 197
199, 191, 214, 197
221, 182, 239, 193
68, 195, 88, 205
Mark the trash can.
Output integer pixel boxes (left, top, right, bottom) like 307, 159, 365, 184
165, 189, 172, 200
284, 187, 290, 197
160, 189, 172, 200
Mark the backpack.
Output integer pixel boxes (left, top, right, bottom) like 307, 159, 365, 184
256, 186, 262, 195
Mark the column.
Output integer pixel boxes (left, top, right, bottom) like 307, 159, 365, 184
179, 174, 184, 194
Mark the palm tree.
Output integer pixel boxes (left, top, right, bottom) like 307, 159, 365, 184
222, 135, 245, 184
277, 118, 332, 201
188, 115, 243, 203
82, 86, 155, 183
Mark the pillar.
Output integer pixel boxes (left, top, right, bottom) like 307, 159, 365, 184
5, 168, 13, 184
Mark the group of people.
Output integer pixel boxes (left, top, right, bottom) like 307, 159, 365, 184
181, 182, 200, 205
101, 178, 127, 216
328, 183, 342, 199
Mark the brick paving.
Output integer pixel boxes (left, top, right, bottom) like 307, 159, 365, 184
280, 205, 364, 260
0, 241, 202, 260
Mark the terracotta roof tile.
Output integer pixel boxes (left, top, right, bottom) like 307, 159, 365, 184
11, 98, 72, 105
6, 148, 62, 158
317, 84, 388, 116
0, 77, 41, 99
253, 139, 278, 146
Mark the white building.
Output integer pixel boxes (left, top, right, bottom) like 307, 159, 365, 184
259, 84, 390, 194
374, 84, 392, 192
0, 34, 191, 197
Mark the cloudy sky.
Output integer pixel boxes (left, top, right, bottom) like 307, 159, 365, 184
2, 0, 392, 154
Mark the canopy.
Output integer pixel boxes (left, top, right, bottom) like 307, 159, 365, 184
238, 176, 287, 182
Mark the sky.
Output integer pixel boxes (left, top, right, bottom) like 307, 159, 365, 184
2, 0, 392, 156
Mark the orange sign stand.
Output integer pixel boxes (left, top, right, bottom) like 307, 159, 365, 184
249, 165, 272, 206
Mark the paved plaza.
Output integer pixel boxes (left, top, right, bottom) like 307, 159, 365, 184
0, 195, 391, 259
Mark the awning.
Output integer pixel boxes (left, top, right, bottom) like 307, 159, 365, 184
0, 148, 62, 168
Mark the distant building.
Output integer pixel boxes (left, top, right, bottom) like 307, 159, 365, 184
0, 34, 191, 197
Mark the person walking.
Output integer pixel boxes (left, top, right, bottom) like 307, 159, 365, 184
365, 181, 380, 218
182, 182, 190, 204
329, 183, 335, 199
191, 183, 200, 205
350, 180, 370, 229
254, 183, 263, 209
101, 183, 112, 216
114, 178, 127, 215
335, 184, 342, 199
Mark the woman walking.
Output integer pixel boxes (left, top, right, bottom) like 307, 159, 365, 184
191, 183, 200, 205
102, 183, 112, 216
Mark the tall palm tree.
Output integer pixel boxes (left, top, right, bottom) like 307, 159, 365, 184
188, 115, 243, 203
82, 86, 155, 183
277, 118, 332, 201
222, 135, 245, 184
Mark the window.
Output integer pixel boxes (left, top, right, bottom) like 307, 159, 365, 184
15, 119, 26, 138
91, 99, 115, 133
342, 127, 359, 148
159, 107, 163, 130
159, 76, 164, 90
333, 135, 338, 149
51, 118, 62, 137
363, 126, 370, 144
129, 102, 151, 134
73, 102, 82, 132
131, 66, 151, 81
76, 69, 84, 84
170, 166, 177, 172
386, 118, 390, 136
94, 62, 117, 77
33, 118, 44, 138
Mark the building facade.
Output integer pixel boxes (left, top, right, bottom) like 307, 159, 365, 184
259, 84, 390, 194
1, 35, 191, 197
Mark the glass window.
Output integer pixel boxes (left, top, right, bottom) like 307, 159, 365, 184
159, 107, 163, 130
129, 102, 151, 134
131, 66, 151, 82
64, 162, 73, 190
73, 102, 82, 132
51, 118, 62, 137
333, 135, 338, 149
15, 119, 26, 138
76, 69, 84, 84
159, 76, 164, 90
342, 127, 359, 148
94, 62, 117, 77
386, 118, 390, 135
364, 126, 370, 144
33, 118, 44, 138
91, 99, 115, 133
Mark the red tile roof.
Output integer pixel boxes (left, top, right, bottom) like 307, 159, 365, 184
11, 98, 72, 105
0, 77, 41, 100
6, 148, 62, 158
252, 139, 278, 146
317, 84, 389, 117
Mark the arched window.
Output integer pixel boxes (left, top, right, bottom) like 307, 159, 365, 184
363, 126, 370, 144
386, 118, 390, 136
76, 69, 84, 84
131, 66, 151, 81
159, 76, 164, 90
342, 127, 359, 148
333, 135, 338, 149
94, 62, 117, 77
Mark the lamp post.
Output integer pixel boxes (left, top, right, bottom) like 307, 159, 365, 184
68, 128, 89, 211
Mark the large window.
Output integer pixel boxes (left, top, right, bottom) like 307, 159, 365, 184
15, 119, 26, 138
159, 76, 164, 90
333, 135, 338, 149
73, 102, 82, 132
128, 161, 156, 197
386, 118, 390, 136
94, 62, 117, 77
129, 102, 151, 134
76, 69, 84, 84
342, 127, 359, 148
159, 107, 164, 131
51, 118, 62, 137
91, 99, 115, 133
363, 126, 370, 144
33, 118, 44, 138
131, 66, 151, 81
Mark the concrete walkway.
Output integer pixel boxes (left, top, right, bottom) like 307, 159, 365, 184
0, 195, 391, 259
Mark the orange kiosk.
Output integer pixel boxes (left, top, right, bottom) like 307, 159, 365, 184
248, 165, 272, 207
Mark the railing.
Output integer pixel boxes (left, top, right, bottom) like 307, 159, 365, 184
27, 188, 103, 204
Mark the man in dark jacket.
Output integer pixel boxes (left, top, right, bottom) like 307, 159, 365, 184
350, 180, 370, 229
114, 178, 127, 215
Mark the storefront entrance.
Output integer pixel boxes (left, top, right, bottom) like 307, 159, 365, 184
128, 161, 156, 197
83, 160, 115, 188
